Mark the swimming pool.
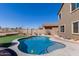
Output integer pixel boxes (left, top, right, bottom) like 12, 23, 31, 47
18, 36, 65, 55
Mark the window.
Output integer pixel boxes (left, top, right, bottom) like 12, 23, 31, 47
59, 13, 61, 19
73, 21, 79, 33
71, 3, 75, 11
60, 26, 64, 32
77, 3, 79, 8
71, 3, 79, 11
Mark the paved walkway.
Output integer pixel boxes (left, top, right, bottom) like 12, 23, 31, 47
9, 36, 79, 56
45, 36, 79, 56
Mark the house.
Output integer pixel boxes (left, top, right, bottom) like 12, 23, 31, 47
58, 3, 79, 40
42, 24, 58, 35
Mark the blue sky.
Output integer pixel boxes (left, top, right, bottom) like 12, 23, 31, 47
0, 3, 61, 28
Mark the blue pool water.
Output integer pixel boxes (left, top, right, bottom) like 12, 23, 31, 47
18, 36, 65, 55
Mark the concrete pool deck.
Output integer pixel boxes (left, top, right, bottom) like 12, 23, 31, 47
9, 35, 79, 56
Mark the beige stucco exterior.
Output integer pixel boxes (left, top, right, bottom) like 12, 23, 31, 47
58, 3, 79, 40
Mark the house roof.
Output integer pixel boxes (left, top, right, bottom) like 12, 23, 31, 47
57, 3, 64, 15
43, 23, 58, 27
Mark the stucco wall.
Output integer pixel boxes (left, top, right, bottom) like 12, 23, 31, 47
59, 3, 79, 40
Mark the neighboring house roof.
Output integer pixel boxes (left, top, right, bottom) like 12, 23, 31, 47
43, 24, 58, 27
42, 24, 58, 29
57, 3, 64, 15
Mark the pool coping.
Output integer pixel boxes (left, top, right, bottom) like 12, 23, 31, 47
9, 37, 31, 56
